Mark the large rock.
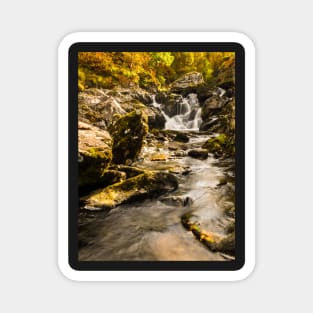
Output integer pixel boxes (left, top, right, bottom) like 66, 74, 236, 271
143, 106, 166, 129
113, 87, 153, 105
81, 171, 178, 209
78, 87, 153, 128
201, 95, 229, 120
174, 133, 189, 143
78, 121, 113, 190
155, 92, 185, 117
188, 148, 209, 160
200, 98, 235, 134
203, 95, 228, 110
169, 72, 204, 96
202, 134, 234, 158
78, 89, 127, 128
109, 110, 149, 164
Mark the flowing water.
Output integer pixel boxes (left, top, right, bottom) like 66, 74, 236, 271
152, 93, 202, 131
79, 93, 234, 261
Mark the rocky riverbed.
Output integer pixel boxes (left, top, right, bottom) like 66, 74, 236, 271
77, 72, 236, 261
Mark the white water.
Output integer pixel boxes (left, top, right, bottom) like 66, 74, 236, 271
152, 93, 202, 131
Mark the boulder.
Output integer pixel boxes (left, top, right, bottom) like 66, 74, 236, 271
174, 133, 189, 143
81, 171, 178, 209
181, 213, 234, 255
199, 116, 220, 131
109, 110, 149, 164
202, 95, 228, 110
200, 98, 235, 135
78, 121, 113, 190
196, 85, 215, 102
158, 93, 185, 117
113, 87, 153, 105
78, 89, 127, 128
188, 148, 209, 160
78, 87, 153, 128
143, 106, 166, 129
202, 134, 234, 158
200, 96, 229, 125
160, 195, 193, 207
169, 72, 204, 96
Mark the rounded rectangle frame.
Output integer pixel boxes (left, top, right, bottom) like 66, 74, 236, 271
58, 32, 255, 281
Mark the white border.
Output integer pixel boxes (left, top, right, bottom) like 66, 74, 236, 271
58, 32, 255, 281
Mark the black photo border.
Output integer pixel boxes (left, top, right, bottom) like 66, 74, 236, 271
68, 42, 245, 271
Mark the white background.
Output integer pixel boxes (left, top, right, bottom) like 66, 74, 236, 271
0, 0, 312, 312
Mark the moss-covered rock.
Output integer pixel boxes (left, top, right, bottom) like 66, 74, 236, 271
181, 213, 235, 255
79, 147, 112, 188
202, 134, 234, 158
142, 106, 166, 129
81, 171, 178, 209
109, 110, 149, 164
78, 122, 113, 191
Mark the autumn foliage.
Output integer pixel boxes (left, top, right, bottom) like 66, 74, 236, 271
78, 52, 235, 91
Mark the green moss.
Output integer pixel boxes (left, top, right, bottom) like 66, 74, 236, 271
82, 170, 178, 209
202, 133, 234, 158
109, 110, 149, 164
78, 147, 112, 189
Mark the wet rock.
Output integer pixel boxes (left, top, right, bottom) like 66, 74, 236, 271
224, 205, 235, 218
225, 219, 235, 234
150, 153, 167, 161
81, 171, 178, 210
169, 72, 204, 96
216, 178, 228, 186
109, 87, 153, 106
168, 166, 191, 175
108, 165, 145, 178
109, 110, 149, 164
199, 116, 220, 131
167, 143, 178, 151
174, 133, 189, 143
159, 93, 184, 117
78, 87, 154, 128
142, 106, 166, 129
78, 121, 113, 190
202, 95, 228, 110
197, 86, 226, 103
181, 213, 234, 255
188, 148, 209, 160
154, 92, 167, 104
160, 196, 193, 207
78, 89, 127, 128
172, 150, 188, 157
202, 134, 234, 158
216, 232, 235, 254
200, 98, 235, 138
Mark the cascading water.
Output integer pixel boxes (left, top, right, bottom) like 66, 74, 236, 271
79, 90, 235, 262
152, 93, 202, 131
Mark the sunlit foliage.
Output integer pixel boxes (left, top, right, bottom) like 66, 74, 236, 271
78, 52, 235, 91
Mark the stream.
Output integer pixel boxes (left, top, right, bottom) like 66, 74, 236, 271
79, 93, 234, 261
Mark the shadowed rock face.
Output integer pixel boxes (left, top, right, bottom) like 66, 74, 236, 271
155, 93, 184, 117
142, 106, 166, 129
188, 148, 209, 160
81, 170, 178, 210
78, 122, 113, 190
79, 87, 165, 130
169, 72, 204, 96
109, 110, 149, 165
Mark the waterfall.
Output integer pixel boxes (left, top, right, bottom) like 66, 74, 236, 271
152, 93, 202, 131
